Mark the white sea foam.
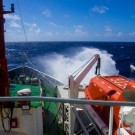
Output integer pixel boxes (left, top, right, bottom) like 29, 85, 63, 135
37, 47, 119, 85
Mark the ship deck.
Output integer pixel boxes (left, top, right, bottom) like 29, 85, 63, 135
57, 85, 85, 99
10, 83, 42, 107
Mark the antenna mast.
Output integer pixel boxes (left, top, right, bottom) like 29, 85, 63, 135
0, 0, 14, 96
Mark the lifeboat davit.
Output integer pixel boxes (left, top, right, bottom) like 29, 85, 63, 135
84, 75, 135, 135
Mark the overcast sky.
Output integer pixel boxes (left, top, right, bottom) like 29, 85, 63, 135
4, 0, 135, 42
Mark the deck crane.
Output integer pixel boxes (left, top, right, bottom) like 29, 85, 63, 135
68, 54, 100, 134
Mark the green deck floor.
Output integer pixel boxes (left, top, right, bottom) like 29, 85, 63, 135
10, 83, 42, 107
10, 83, 62, 134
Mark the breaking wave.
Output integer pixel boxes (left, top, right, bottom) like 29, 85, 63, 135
36, 47, 119, 85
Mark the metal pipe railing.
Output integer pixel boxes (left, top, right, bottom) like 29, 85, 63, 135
109, 106, 114, 135
1, 96, 134, 135
0, 96, 135, 106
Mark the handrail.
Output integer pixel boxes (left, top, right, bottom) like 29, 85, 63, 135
1, 96, 134, 134
0, 96, 135, 106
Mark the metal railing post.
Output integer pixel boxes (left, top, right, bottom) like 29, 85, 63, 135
68, 75, 75, 135
109, 106, 113, 135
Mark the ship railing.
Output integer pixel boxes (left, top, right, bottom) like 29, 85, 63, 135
0, 97, 134, 135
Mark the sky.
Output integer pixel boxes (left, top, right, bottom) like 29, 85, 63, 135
3, 0, 135, 42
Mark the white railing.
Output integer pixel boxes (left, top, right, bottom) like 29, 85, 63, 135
1, 96, 135, 135
0, 96, 135, 106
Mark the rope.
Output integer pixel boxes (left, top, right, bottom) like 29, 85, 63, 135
16, 0, 28, 42
16, 0, 33, 66
15, 0, 60, 88
0, 102, 14, 133
24, 53, 57, 87
23, 53, 36, 68
1, 106, 11, 119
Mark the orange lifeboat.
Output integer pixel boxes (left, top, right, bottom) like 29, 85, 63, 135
84, 75, 135, 134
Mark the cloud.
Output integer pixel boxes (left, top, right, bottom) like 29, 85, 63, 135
42, 9, 52, 17
92, 5, 109, 14
35, 28, 41, 34
29, 27, 41, 34
24, 22, 40, 34
64, 31, 72, 36
4, 14, 20, 20
10, 21, 21, 28
105, 26, 112, 32
24, 22, 37, 27
63, 25, 88, 38
75, 25, 83, 33
45, 32, 53, 36
63, 25, 88, 39
5, 14, 21, 29
74, 25, 88, 36
6, 29, 12, 33
32, 23, 37, 27
129, 32, 135, 36
49, 21, 57, 28
117, 32, 124, 37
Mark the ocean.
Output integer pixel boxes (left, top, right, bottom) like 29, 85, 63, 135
6, 41, 135, 84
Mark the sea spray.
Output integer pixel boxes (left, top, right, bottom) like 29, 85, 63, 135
37, 47, 118, 85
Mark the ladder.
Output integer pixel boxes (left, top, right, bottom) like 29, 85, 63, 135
72, 106, 102, 135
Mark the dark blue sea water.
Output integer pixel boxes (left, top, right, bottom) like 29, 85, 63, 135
5, 42, 135, 84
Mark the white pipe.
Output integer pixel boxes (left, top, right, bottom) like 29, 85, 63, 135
109, 106, 114, 135
1, 97, 135, 106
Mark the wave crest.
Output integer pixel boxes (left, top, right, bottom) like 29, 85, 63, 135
37, 47, 118, 85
